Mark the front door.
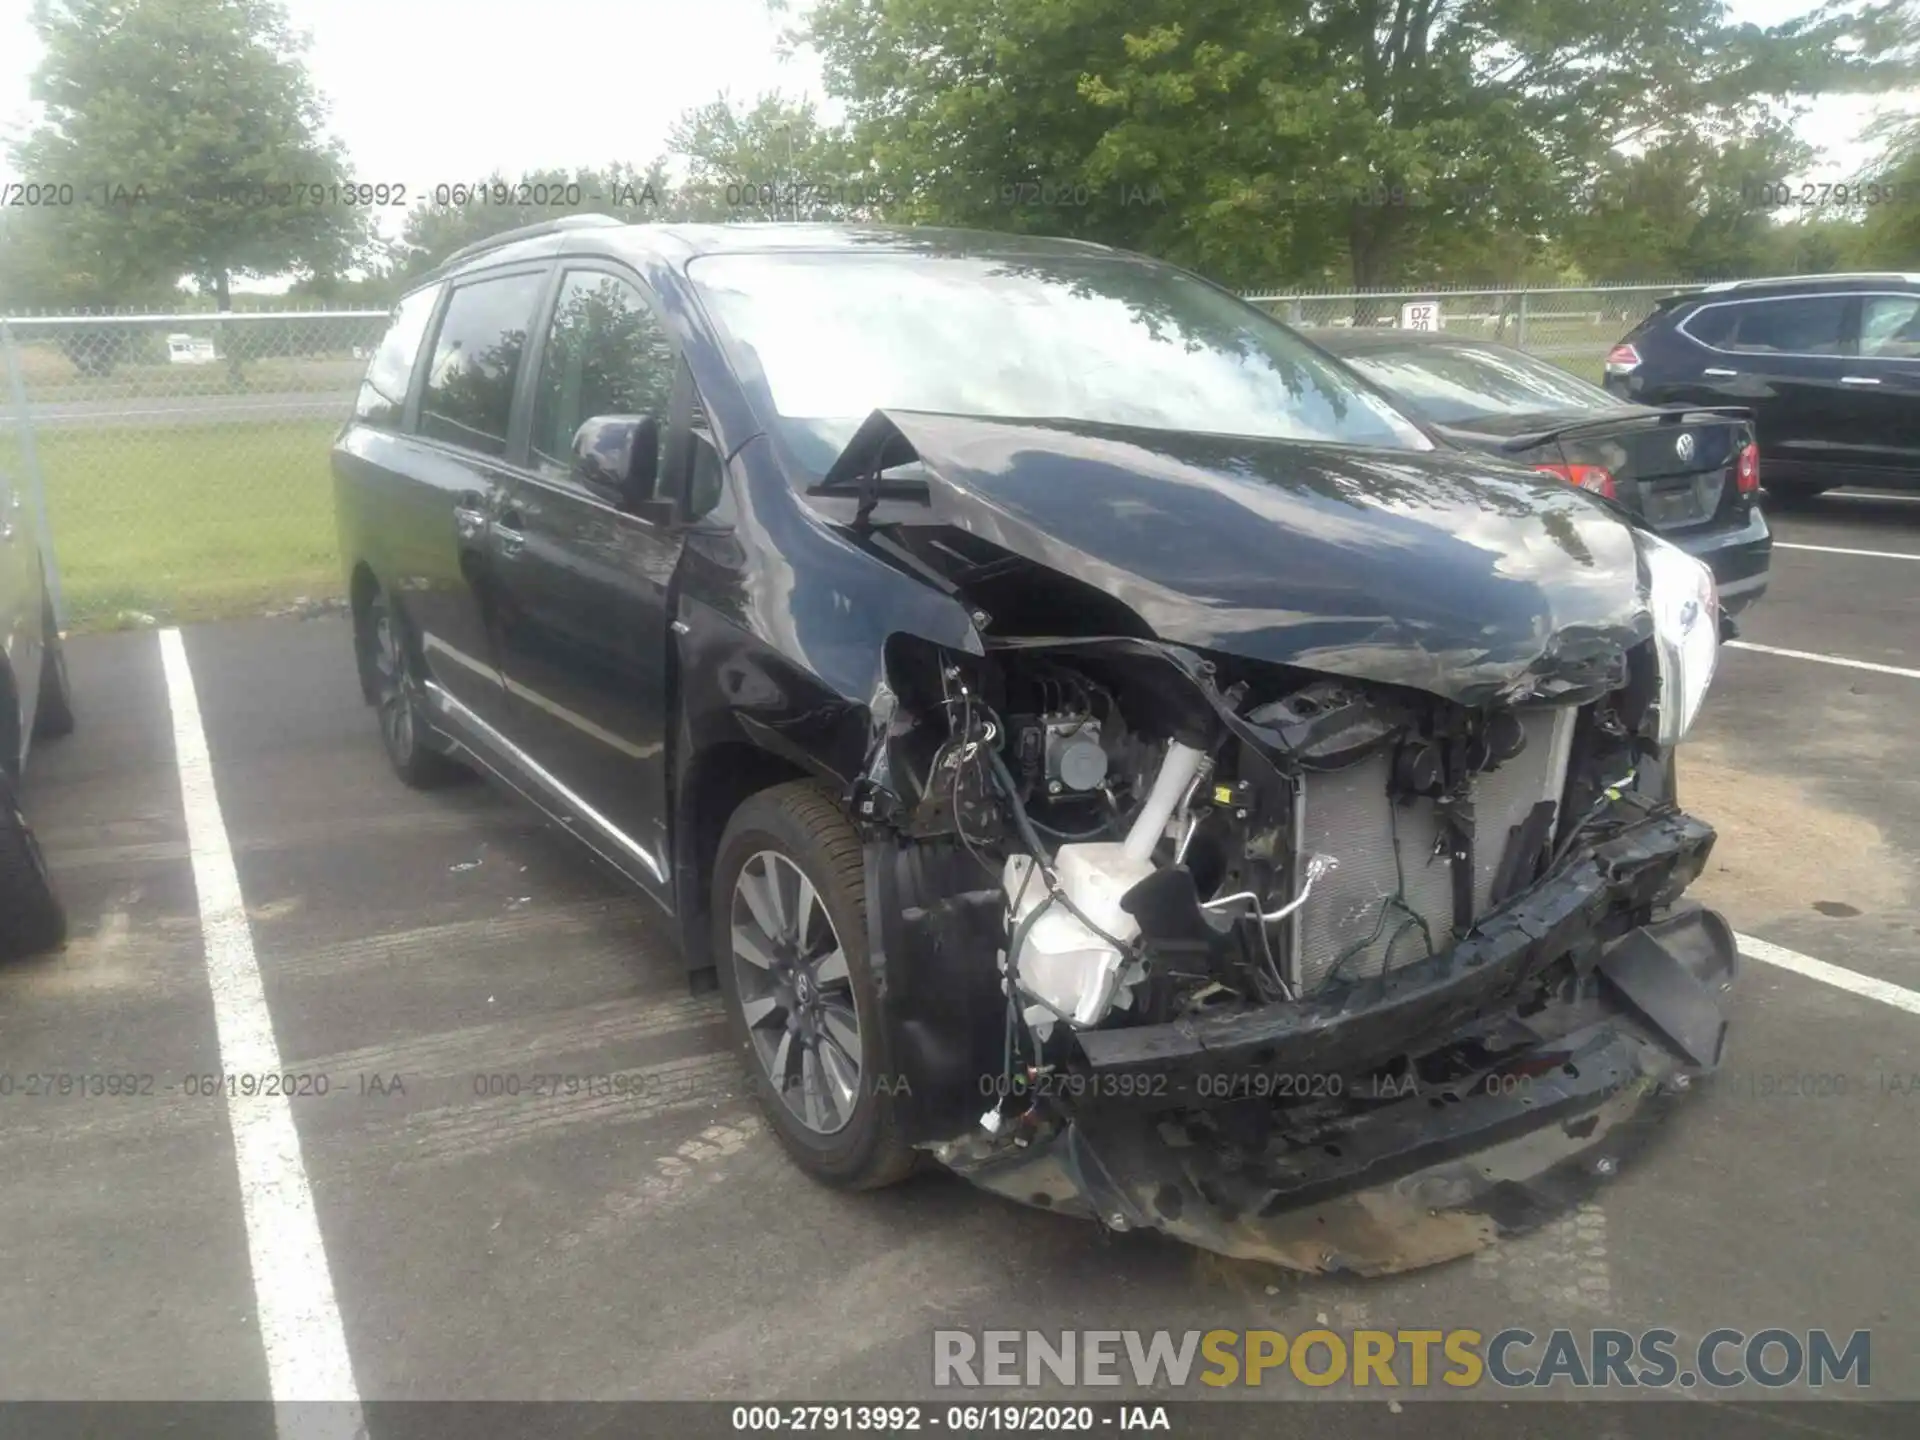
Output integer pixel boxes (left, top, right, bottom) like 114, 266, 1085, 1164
488, 267, 687, 898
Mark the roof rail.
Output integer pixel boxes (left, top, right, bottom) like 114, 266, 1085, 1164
1699, 272, 1920, 293
428, 213, 628, 276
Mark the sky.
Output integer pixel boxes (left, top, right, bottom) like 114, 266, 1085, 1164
0, 0, 1909, 288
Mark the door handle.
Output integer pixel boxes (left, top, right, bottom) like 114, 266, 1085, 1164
1840, 375, 1881, 386
493, 509, 526, 559
1702, 367, 1737, 378
453, 503, 489, 541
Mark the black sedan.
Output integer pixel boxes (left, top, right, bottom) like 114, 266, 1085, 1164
1306, 327, 1772, 615
334, 221, 1738, 1273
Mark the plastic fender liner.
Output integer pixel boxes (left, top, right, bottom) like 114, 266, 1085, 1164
1597, 903, 1739, 1067
862, 837, 1010, 1145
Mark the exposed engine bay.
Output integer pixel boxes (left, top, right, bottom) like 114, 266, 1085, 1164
849, 627, 1734, 1271
867, 628, 1660, 1042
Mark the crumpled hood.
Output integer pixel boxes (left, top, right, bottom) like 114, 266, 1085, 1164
812, 409, 1655, 706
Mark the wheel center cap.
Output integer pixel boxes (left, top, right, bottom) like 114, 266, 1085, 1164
793, 970, 815, 1007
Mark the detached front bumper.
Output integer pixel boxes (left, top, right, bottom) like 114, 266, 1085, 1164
921, 810, 1739, 1273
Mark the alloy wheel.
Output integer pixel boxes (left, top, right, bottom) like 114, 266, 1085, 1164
369, 602, 415, 760
728, 850, 864, 1135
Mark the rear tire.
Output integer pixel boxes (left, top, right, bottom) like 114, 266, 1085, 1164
32, 591, 75, 741
0, 772, 66, 959
1766, 483, 1833, 508
712, 780, 917, 1190
358, 585, 469, 790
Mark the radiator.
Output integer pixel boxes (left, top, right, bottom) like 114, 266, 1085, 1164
1289, 707, 1578, 992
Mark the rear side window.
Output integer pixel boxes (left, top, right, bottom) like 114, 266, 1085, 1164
1694, 296, 1848, 355
419, 270, 549, 457
353, 285, 441, 429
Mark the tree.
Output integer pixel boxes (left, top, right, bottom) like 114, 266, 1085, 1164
800, 0, 1920, 290
384, 93, 887, 280
666, 91, 886, 220
1850, 111, 1920, 266
8, 0, 373, 318
1560, 126, 1815, 282
284, 267, 408, 309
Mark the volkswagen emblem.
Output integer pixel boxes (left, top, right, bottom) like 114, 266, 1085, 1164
1675, 432, 1696, 463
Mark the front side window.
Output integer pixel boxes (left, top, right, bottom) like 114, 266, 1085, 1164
354, 284, 441, 429
1338, 343, 1618, 426
687, 251, 1433, 474
1705, 296, 1849, 356
530, 271, 676, 479
418, 270, 548, 457
1860, 294, 1920, 359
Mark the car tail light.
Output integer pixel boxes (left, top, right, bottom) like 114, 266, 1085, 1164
1534, 462, 1617, 500
1604, 343, 1641, 375
1736, 441, 1759, 494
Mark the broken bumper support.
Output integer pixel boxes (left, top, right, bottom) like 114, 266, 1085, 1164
931, 812, 1738, 1273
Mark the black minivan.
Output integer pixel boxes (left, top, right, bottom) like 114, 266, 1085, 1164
333, 218, 1739, 1272
1603, 273, 1920, 500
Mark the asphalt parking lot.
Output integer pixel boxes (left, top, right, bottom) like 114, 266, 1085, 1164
2, 490, 1918, 1430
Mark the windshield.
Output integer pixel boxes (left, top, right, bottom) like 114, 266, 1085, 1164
686, 251, 1433, 472
1337, 342, 1621, 426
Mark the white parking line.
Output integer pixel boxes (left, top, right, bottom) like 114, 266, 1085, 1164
1737, 932, 1920, 1018
159, 629, 365, 1432
1774, 542, 1920, 562
1724, 640, 1920, 681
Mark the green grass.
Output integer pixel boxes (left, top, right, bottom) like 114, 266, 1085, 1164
13, 346, 370, 402
28, 420, 345, 630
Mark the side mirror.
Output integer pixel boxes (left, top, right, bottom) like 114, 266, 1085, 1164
571, 414, 674, 521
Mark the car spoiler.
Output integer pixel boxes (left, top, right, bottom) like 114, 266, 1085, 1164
1497, 405, 1756, 454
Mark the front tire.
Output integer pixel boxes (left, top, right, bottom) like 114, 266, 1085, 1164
0, 772, 66, 959
358, 586, 468, 789
712, 780, 916, 1190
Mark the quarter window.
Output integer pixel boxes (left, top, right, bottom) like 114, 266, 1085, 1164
1860, 295, 1920, 359
353, 284, 441, 429
418, 271, 548, 457
530, 271, 676, 480
1679, 305, 1735, 348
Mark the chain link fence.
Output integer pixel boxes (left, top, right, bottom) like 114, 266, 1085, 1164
1242, 283, 1707, 368
1, 282, 1704, 631
1, 309, 387, 630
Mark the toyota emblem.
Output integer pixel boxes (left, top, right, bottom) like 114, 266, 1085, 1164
1675, 432, 1696, 463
